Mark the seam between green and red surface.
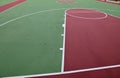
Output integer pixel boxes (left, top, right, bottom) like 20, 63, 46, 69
0, 0, 26, 13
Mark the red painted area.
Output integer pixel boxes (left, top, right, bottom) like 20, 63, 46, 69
29, 8, 120, 78
64, 8, 120, 76
98, 0, 120, 5
64, 9, 120, 71
0, 0, 26, 12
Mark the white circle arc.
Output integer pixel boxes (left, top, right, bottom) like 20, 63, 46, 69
66, 8, 108, 20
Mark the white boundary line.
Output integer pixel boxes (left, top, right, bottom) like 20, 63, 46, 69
61, 12, 67, 72
5, 64, 120, 78
66, 8, 108, 19
0, 0, 27, 14
0, 8, 120, 78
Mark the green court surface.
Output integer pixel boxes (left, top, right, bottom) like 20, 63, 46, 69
0, 0, 120, 77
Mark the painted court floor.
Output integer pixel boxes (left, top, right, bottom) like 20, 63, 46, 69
0, 0, 120, 78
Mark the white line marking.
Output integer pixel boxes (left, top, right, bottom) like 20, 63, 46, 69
5, 64, 120, 78
66, 8, 108, 19
86, 8, 120, 18
0, 8, 120, 27
61, 12, 67, 72
1, 7, 120, 78
0, 8, 67, 27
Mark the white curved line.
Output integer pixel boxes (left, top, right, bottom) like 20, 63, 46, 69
0, 8, 67, 27
64, 8, 120, 18
0, 7, 120, 27
79, 8, 120, 18
0, 8, 120, 78
66, 8, 108, 20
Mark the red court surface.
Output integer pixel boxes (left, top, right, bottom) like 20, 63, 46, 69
64, 9, 120, 71
0, 0, 26, 12
26, 9, 120, 78
31, 68, 120, 78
